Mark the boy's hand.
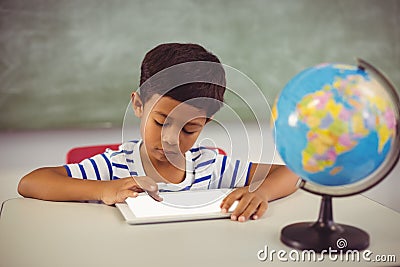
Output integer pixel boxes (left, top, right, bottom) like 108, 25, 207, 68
100, 176, 162, 205
220, 186, 268, 222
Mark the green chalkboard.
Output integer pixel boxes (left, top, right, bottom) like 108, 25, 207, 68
0, 0, 399, 130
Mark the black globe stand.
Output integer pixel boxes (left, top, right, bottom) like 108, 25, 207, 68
280, 195, 369, 252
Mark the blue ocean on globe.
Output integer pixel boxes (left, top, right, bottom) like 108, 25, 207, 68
272, 63, 396, 186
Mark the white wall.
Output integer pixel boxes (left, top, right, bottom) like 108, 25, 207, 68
1, 125, 399, 213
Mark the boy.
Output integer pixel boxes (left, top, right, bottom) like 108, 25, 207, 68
18, 43, 298, 222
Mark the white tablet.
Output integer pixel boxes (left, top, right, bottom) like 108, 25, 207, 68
116, 189, 238, 224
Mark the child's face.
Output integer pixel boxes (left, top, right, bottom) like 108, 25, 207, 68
133, 93, 208, 164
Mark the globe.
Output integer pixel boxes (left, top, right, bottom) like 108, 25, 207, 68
272, 62, 398, 188
273, 59, 400, 252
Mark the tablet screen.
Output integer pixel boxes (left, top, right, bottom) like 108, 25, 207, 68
125, 189, 237, 218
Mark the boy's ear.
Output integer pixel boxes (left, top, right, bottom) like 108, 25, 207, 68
205, 116, 214, 124
131, 92, 144, 118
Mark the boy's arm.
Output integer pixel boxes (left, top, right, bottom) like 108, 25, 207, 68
18, 167, 160, 204
220, 164, 299, 222
248, 163, 299, 202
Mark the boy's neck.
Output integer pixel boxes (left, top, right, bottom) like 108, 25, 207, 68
139, 144, 186, 184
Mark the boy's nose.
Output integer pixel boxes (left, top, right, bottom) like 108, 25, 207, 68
161, 127, 179, 146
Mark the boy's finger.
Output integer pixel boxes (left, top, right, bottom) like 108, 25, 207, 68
141, 182, 163, 201
133, 177, 158, 191
237, 200, 260, 222
252, 201, 268, 220
147, 191, 163, 202
133, 186, 145, 192
127, 191, 139, 199
222, 188, 245, 204
131, 177, 163, 201
220, 190, 243, 212
123, 179, 138, 189
127, 184, 145, 192
124, 179, 146, 192
117, 190, 138, 203
230, 194, 252, 220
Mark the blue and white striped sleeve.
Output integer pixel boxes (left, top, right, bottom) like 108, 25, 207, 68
213, 154, 253, 189
63, 151, 113, 181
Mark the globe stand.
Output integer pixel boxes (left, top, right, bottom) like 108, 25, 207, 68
280, 195, 369, 252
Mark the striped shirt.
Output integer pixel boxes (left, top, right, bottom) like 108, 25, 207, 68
64, 140, 253, 192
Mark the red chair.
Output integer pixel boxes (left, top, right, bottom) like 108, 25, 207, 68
66, 144, 121, 164
214, 148, 227, 156
66, 144, 226, 164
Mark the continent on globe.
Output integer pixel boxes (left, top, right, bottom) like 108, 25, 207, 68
296, 74, 395, 174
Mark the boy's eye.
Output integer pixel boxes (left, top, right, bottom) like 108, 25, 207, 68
154, 120, 165, 126
182, 128, 200, 134
154, 119, 198, 134
182, 128, 196, 135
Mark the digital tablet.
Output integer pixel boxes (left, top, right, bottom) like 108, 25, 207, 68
116, 189, 238, 224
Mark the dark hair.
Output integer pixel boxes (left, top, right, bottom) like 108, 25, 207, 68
139, 43, 226, 117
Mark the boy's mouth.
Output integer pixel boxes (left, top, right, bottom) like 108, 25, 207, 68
164, 151, 178, 154
156, 148, 179, 156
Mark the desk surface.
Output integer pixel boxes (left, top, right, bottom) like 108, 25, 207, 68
1, 191, 399, 267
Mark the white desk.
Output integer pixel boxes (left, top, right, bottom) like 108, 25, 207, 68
0, 190, 399, 267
